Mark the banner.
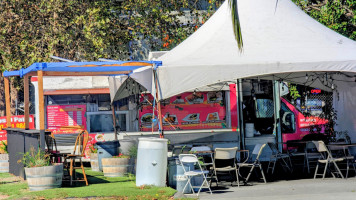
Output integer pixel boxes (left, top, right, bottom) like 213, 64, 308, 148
139, 92, 226, 131
0, 115, 35, 141
47, 104, 87, 134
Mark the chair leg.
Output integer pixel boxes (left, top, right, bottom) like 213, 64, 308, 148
306, 157, 310, 174
182, 177, 190, 194
259, 165, 267, 183
333, 161, 344, 179
70, 158, 74, 186
214, 170, 219, 187
322, 162, 328, 179
314, 163, 319, 179
80, 159, 88, 186
203, 173, 212, 195
235, 169, 240, 187
245, 165, 255, 183
272, 158, 277, 174
188, 178, 195, 195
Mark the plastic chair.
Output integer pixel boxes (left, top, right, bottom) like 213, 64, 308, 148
237, 144, 267, 184
179, 154, 212, 196
267, 143, 293, 174
62, 130, 89, 186
313, 141, 344, 179
212, 147, 239, 187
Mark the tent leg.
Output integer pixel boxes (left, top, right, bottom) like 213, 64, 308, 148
154, 70, 164, 138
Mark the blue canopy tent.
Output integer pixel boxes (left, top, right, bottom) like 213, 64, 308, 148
2, 60, 162, 148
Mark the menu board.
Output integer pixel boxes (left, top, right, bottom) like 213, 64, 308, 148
0, 115, 35, 141
47, 104, 87, 134
139, 92, 226, 131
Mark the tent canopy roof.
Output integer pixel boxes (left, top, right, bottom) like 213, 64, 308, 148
3, 61, 161, 77
155, 0, 356, 99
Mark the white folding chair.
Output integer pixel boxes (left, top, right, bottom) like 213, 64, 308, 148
212, 147, 239, 187
179, 154, 212, 196
313, 141, 344, 179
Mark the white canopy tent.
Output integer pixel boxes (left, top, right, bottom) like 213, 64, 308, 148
156, 0, 356, 99
109, 0, 356, 141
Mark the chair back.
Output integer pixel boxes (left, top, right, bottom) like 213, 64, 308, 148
267, 143, 279, 154
179, 154, 199, 163
73, 130, 89, 156
253, 144, 267, 161
214, 147, 238, 160
312, 140, 328, 153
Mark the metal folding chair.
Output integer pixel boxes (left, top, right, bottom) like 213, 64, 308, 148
211, 147, 239, 187
267, 143, 293, 174
179, 154, 212, 196
237, 144, 267, 184
313, 141, 344, 179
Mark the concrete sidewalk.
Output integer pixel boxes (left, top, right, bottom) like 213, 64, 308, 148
189, 178, 356, 200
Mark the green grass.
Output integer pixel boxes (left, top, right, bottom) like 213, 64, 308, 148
0, 169, 177, 200
0, 173, 12, 178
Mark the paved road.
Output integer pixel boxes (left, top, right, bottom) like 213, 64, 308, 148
186, 178, 356, 200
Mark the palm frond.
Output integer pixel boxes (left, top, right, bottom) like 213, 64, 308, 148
229, 0, 243, 52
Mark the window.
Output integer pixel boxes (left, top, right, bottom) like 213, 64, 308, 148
87, 111, 128, 133
255, 99, 274, 118
281, 102, 296, 133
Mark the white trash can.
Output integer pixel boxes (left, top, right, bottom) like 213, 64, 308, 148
136, 137, 168, 187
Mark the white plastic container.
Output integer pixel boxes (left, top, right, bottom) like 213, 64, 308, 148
136, 137, 168, 187
245, 123, 255, 138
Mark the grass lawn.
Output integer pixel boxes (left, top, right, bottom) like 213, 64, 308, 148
0, 169, 178, 200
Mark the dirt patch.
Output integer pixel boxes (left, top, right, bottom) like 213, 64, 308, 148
0, 195, 9, 200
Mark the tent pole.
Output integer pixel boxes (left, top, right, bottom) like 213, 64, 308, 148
154, 71, 164, 138
37, 70, 45, 149
24, 75, 30, 129
237, 79, 245, 150
112, 104, 118, 140
273, 80, 282, 151
4, 76, 11, 128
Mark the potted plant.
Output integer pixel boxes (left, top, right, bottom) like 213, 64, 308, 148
102, 153, 133, 177
89, 144, 99, 171
0, 141, 9, 173
19, 146, 63, 191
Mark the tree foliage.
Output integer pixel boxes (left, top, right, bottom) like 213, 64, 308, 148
293, 0, 356, 40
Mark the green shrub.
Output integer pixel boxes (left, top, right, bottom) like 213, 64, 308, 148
18, 146, 50, 168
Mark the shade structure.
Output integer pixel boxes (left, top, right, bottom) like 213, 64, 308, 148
2, 60, 162, 145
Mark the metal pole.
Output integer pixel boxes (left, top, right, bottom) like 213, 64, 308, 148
154, 71, 164, 138
273, 80, 283, 151
237, 79, 245, 150
112, 104, 118, 141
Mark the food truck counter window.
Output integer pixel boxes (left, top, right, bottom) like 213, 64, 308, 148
86, 111, 129, 133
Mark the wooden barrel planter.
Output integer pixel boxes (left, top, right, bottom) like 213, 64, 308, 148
102, 157, 133, 177
90, 153, 99, 172
0, 154, 9, 173
25, 163, 63, 191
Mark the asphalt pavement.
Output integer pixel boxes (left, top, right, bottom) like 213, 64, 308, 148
185, 178, 356, 200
